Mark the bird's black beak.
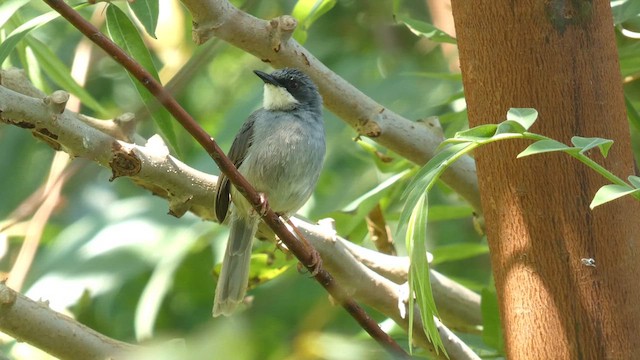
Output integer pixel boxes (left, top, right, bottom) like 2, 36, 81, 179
254, 70, 281, 86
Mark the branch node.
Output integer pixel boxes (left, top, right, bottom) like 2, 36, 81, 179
109, 142, 142, 180
44, 90, 70, 115
269, 16, 297, 53
168, 195, 194, 218
0, 285, 17, 307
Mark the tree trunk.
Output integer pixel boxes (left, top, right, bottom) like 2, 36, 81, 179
450, 1, 640, 359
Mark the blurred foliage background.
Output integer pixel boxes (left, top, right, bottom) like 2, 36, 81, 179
1, 0, 639, 359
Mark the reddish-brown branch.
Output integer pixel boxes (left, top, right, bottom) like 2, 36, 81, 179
42, 0, 410, 357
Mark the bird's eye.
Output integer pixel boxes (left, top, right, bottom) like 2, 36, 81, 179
290, 80, 299, 89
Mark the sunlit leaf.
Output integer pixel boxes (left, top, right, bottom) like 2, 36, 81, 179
571, 136, 614, 157
506, 108, 538, 130
292, 0, 336, 44
629, 175, 640, 188
517, 139, 570, 158
128, 0, 159, 38
0, 0, 29, 29
105, 4, 179, 153
0, 9, 64, 64
590, 184, 640, 209
398, 16, 457, 44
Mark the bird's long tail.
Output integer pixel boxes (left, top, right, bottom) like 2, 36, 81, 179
212, 215, 258, 317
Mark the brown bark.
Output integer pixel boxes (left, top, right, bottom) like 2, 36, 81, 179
450, 1, 640, 359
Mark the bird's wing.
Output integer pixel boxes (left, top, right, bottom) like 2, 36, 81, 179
214, 114, 257, 223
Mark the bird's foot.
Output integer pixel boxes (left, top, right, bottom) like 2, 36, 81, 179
251, 192, 269, 217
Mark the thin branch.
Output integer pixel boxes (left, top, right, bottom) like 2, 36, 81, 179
40, 1, 410, 357
0, 71, 481, 358
179, 0, 482, 213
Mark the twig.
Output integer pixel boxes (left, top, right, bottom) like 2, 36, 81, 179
41, 1, 410, 357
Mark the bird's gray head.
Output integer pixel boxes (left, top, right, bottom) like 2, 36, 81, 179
254, 68, 322, 112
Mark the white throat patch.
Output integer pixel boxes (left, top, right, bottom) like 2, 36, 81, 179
263, 84, 299, 110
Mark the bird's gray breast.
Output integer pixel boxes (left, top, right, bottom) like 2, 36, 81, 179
238, 110, 325, 215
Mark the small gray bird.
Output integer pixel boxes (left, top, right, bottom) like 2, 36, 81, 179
213, 68, 325, 317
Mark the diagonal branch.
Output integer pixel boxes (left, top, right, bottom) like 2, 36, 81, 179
40, 1, 409, 357
179, 0, 482, 213
0, 69, 480, 359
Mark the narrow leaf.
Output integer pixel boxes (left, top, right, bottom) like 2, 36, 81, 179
399, 142, 472, 229
629, 175, 640, 188
26, 37, 108, 116
105, 4, 179, 153
517, 139, 570, 158
342, 170, 409, 212
0, 0, 29, 29
128, 0, 159, 38
406, 194, 446, 354
398, 16, 457, 44
431, 243, 489, 265
571, 136, 614, 157
624, 95, 640, 132
481, 287, 505, 352
0, 10, 62, 64
590, 184, 640, 209
506, 108, 538, 130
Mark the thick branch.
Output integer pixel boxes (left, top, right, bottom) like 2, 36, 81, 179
0, 283, 136, 359
179, 0, 482, 213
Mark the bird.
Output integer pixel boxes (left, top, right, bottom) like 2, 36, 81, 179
212, 68, 326, 317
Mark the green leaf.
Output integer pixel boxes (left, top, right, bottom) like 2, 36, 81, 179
399, 142, 472, 230
625, 94, 640, 133
517, 139, 570, 158
431, 243, 489, 265
571, 136, 614, 157
105, 4, 179, 153
406, 194, 446, 355
26, 37, 109, 116
0, 10, 63, 65
342, 170, 409, 212
612, 0, 640, 25
495, 120, 527, 135
506, 108, 538, 130
629, 175, 640, 188
427, 204, 474, 221
398, 16, 457, 44
481, 287, 504, 353
0, 0, 29, 29
292, 0, 336, 44
590, 184, 640, 209
453, 124, 498, 142
128, 0, 159, 39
